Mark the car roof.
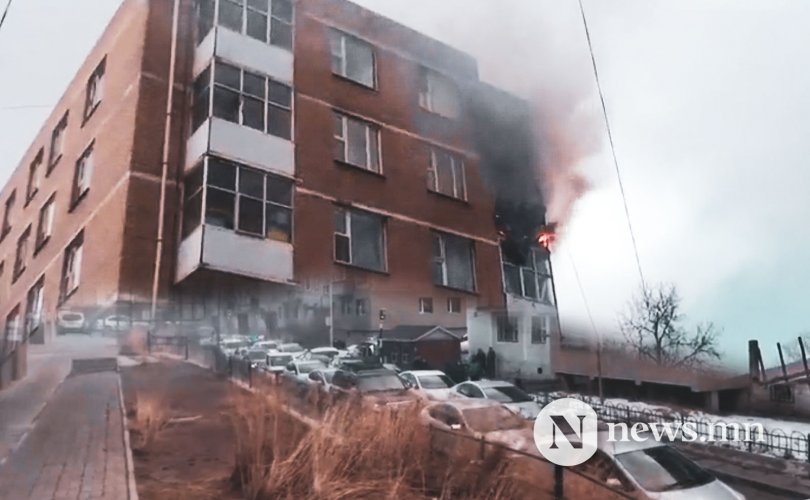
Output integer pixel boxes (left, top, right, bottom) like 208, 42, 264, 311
402, 370, 447, 377
430, 399, 504, 411
268, 352, 293, 357
311, 347, 338, 352
466, 379, 516, 389
597, 429, 665, 455
355, 369, 398, 377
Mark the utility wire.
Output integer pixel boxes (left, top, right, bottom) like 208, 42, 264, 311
0, 0, 13, 35
0, 104, 52, 111
578, 0, 647, 292
567, 248, 604, 401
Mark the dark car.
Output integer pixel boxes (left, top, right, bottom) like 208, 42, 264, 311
330, 368, 418, 408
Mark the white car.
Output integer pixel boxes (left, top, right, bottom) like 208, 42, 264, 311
451, 380, 541, 419
57, 310, 86, 334
399, 370, 455, 400
284, 359, 329, 381
219, 337, 251, 356
307, 347, 341, 362
307, 367, 338, 391
277, 342, 306, 357
242, 348, 269, 368
585, 428, 745, 499
252, 340, 280, 352
265, 353, 295, 374
104, 315, 132, 332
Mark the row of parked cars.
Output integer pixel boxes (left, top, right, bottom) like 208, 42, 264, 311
209, 336, 744, 499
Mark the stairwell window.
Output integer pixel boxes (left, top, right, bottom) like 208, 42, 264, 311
418, 67, 461, 119
427, 148, 466, 200
26, 149, 44, 205
12, 225, 31, 283
25, 278, 44, 335
329, 29, 376, 88
334, 208, 385, 272
35, 194, 56, 252
84, 58, 106, 121
212, 62, 292, 140
432, 232, 475, 292
217, 0, 293, 50
72, 143, 94, 209
333, 112, 381, 173
61, 232, 84, 301
48, 112, 69, 172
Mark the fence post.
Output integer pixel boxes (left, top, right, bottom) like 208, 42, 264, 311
806, 434, 810, 463
249, 362, 253, 388
554, 464, 564, 499
479, 435, 485, 461
185, 338, 189, 360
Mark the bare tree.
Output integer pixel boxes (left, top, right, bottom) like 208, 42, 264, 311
619, 283, 721, 367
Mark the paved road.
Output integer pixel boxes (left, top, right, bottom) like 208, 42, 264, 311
0, 335, 118, 463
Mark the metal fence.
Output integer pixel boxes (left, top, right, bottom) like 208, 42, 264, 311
536, 392, 810, 462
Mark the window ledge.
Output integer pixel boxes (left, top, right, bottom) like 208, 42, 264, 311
33, 237, 50, 256
68, 190, 89, 213
24, 191, 38, 208
332, 73, 378, 92
434, 283, 477, 296
334, 160, 385, 178
0, 229, 10, 244
427, 188, 469, 205
335, 260, 389, 277
58, 286, 79, 307
46, 155, 62, 175
82, 102, 101, 126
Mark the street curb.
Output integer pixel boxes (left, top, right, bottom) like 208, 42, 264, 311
117, 374, 139, 500
710, 468, 810, 499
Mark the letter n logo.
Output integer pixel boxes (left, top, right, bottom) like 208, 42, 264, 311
549, 415, 586, 449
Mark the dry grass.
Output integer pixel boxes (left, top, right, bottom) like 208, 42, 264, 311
229, 387, 548, 500
131, 391, 170, 449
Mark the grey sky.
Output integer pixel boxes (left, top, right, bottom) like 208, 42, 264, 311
1, 0, 808, 369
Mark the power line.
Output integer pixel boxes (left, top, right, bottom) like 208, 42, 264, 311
0, 104, 53, 111
567, 249, 604, 401
578, 0, 647, 292
0, 0, 13, 34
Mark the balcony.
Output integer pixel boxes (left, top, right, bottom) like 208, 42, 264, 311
194, 26, 293, 85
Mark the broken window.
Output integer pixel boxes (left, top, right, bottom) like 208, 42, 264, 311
418, 67, 461, 119
427, 148, 466, 200
447, 297, 462, 314
192, 66, 211, 132
61, 231, 84, 301
26, 278, 44, 335
195, 0, 215, 45
212, 61, 292, 139
329, 29, 375, 88
26, 149, 44, 204
334, 207, 385, 271
84, 58, 105, 120
72, 142, 94, 208
1, 190, 15, 240
35, 194, 55, 251
203, 156, 292, 241
217, 0, 293, 50
503, 248, 553, 303
48, 112, 69, 170
13, 225, 31, 282
432, 232, 475, 292
419, 297, 433, 314
496, 314, 519, 343
333, 112, 380, 172
531, 316, 550, 344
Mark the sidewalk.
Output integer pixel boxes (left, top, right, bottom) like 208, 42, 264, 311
0, 365, 132, 500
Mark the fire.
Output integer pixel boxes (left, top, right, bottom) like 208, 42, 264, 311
537, 223, 557, 251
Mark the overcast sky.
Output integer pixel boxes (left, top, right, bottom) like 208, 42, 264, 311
1, 0, 808, 369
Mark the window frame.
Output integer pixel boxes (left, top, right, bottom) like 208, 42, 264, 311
333, 207, 387, 272
84, 58, 106, 122
333, 112, 382, 174
503, 248, 554, 304
47, 112, 69, 173
431, 231, 476, 292
12, 225, 31, 283
531, 316, 550, 345
25, 277, 45, 335
329, 29, 377, 89
4, 305, 21, 352
215, 0, 293, 50
60, 231, 84, 303
418, 67, 461, 119
427, 147, 467, 201
418, 297, 433, 314
35, 194, 56, 253
447, 297, 462, 314
25, 149, 44, 205
71, 141, 95, 210
0, 190, 14, 241
496, 314, 519, 343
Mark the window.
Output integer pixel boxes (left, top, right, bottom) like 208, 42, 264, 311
216, 0, 293, 50
531, 316, 550, 344
182, 164, 203, 238
195, 0, 215, 45
13, 225, 31, 282
334, 208, 385, 271
35, 195, 56, 251
503, 248, 553, 303
447, 297, 462, 314
72, 143, 94, 208
26, 149, 44, 204
329, 29, 375, 88
419, 298, 433, 314
355, 299, 367, 316
202, 157, 293, 242
432, 232, 475, 292
496, 314, 519, 343
48, 112, 69, 171
25, 278, 44, 335
84, 58, 106, 120
427, 148, 466, 200
0, 190, 14, 240
333, 112, 381, 173
4, 306, 21, 350
192, 66, 211, 132
770, 384, 794, 403
61, 232, 84, 301
418, 67, 461, 118
211, 61, 292, 140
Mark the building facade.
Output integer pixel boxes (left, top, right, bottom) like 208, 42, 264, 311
0, 0, 558, 387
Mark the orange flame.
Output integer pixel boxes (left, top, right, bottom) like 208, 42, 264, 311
537, 223, 557, 252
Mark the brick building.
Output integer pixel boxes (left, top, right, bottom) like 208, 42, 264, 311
0, 0, 559, 387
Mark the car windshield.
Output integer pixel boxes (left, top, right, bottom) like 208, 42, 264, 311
269, 355, 293, 367
62, 313, 82, 321
615, 446, 714, 492
280, 343, 303, 352
297, 361, 326, 374
462, 406, 525, 433
256, 342, 277, 349
357, 373, 407, 392
482, 385, 533, 403
418, 374, 454, 389
247, 351, 266, 361
223, 340, 249, 349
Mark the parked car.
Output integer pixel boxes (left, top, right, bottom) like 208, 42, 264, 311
582, 428, 745, 500
307, 347, 341, 363
420, 399, 533, 457
307, 368, 338, 392
399, 370, 455, 400
451, 380, 541, 419
253, 340, 280, 352
284, 359, 329, 381
219, 337, 251, 356
330, 368, 418, 408
56, 310, 86, 335
242, 348, 269, 368
104, 315, 132, 332
265, 353, 295, 374
278, 342, 306, 357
